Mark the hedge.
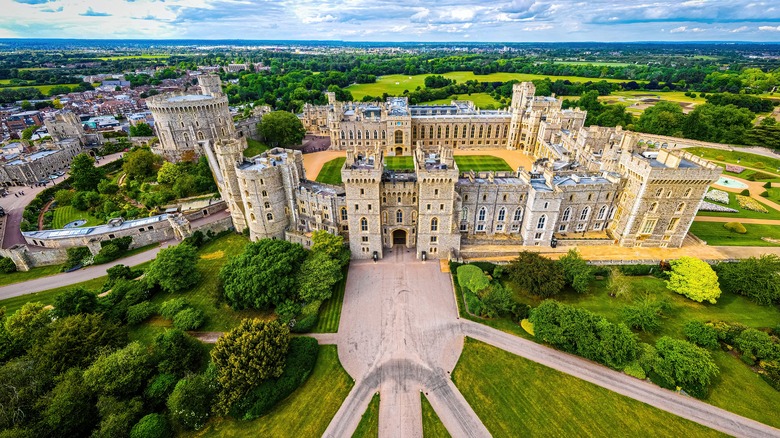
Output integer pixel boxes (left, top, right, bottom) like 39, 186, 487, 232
172, 308, 205, 331
127, 301, 157, 326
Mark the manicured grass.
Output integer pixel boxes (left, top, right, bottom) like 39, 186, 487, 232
687, 147, 780, 174
188, 345, 354, 437
352, 393, 379, 438
452, 338, 724, 437
421, 393, 451, 438
98, 54, 170, 60
243, 139, 269, 158
2, 83, 80, 95
453, 156, 513, 172
0, 274, 109, 316
689, 221, 780, 246
384, 156, 414, 171
0, 264, 63, 288
316, 157, 346, 185
607, 90, 703, 105
314, 268, 348, 333
697, 191, 780, 220
422, 93, 503, 109
50, 205, 103, 229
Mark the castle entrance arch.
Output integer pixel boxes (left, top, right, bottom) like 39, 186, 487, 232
392, 229, 407, 246
395, 146, 403, 156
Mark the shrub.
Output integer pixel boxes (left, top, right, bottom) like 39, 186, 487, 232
130, 413, 172, 438
144, 374, 178, 410
715, 155, 725, 161
0, 257, 17, 274
740, 189, 751, 196
456, 265, 491, 294
683, 321, 719, 350
621, 299, 667, 333
666, 257, 721, 304
509, 303, 531, 323
715, 255, 780, 305
760, 190, 769, 197
520, 319, 535, 336
652, 337, 719, 398
746, 171, 774, 181
711, 321, 748, 344
764, 181, 772, 188
723, 222, 747, 234
167, 373, 215, 430
761, 361, 780, 391
290, 301, 320, 333
64, 246, 91, 270
160, 298, 189, 319
172, 308, 205, 331
126, 301, 157, 325
735, 329, 780, 361
617, 264, 657, 276
623, 361, 647, 380
637, 343, 658, 374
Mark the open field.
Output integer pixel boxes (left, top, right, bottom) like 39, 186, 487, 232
552, 61, 633, 67
606, 90, 703, 104
315, 157, 345, 185
97, 54, 171, 60
313, 267, 348, 333
50, 205, 103, 229
243, 139, 269, 158
1, 83, 80, 94
452, 338, 724, 437
352, 393, 380, 438
384, 156, 414, 171
422, 92, 503, 108
689, 221, 780, 246
453, 155, 512, 172
421, 394, 451, 438
187, 345, 354, 438
0, 264, 63, 288
697, 191, 780, 220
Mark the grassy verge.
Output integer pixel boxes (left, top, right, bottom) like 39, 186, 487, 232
384, 156, 414, 171
421, 393, 451, 438
50, 205, 103, 229
244, 139, 269, 158
687, 147, 780, 173
314, 267, 348, 333
453, 156, 512, 172
689, 221, 780, 246
697, 191, 780, 220
187, 345, 353, 437
316, 157, 346, 185
452, 338, 725, 437
352, 393, 379, 438
0, 264, 63, 287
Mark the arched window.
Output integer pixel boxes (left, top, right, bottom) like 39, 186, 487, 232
360, 217, 368, 231
597, 205, 607, 220
649, 202, 658, 213
478, 207, 486, 221
374, 130, 378, 139
382, 130, 386, 139
357, 130, 362, 140
261, 190, 268, 197
340, 131, 345, 139
394, 130, 403, 144
431, 217, 438, 231
470, 125, 476, 137
437, 126, 442, 138
676, 202, 685, 213
396, 209, 403, 223
537, 215, 546, 230
429, 126, 433, 138
197, 131, 204, 140
513, 208, 522, 221
413, 126, 417, 138
487, 125, 492, 137
250, 213, 255, 221
562, 207, 571, 222
667, 190, 674, 198
684, 188, 692, 198
420, 126, 425, 139
454, 126, 459, 137
462, 207, 468, 219
497, 207, 506, 221
580, 207, 590, 221
445, 126, 450, 137
266, 213, 273, 221
264, 202, 270, 209
609, 207, 616, 219
462, 125, 467, 138
349, 130, 354, 140
383, 211, 387, 224
365, 130, 369, 140
341, 208, 347, 221
655, 188, 663, 197
478, 125, 483, 138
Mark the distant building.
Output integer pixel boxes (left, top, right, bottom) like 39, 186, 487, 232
6, 110, 44, 132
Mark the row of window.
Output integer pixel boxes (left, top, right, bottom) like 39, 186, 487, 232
412, 124, 508, 140
655, 187, 693, 198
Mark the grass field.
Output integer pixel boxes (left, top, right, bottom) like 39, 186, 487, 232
453, 156, 512, 172
422, 93, 503, 108
384, 156, 414, 171
552, 61, 633, 67
98, 54, 170, 60
606, 90, 703, 105
352, 393, 380, 438
421, 394, 451, 438
697, 191, 780, 220
689, 221, 780, 246
1, 83, 80, 95
687, 147, 780, 173
188, 345, 354, 438
313, 268, 348, 333
50, 205, 103, 229
0, 264, 63, 288
243, 139, 269, 158
452, 338, 725, 437
316, 157, 346, 185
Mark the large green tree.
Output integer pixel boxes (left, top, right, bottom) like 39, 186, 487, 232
40, 368, 98, 438
52, 287, 99, 318
154, 329, 204, 377
167, 373, 215, 430
70, 153, 104, 191
296, 251, 343, 303
633, 101, 685, 136
715, 255, 780, 305
507, 251, 565, 298
310, 229, 350, 267
145, 243, 200, 293
211, 319, 290, 414
666, 257, 721, 304
257, 111, 306, 149
652, 336, 719, 398
557, 248, 594, 294
83, 341, 154, 397
129, 122, 154, 137
122, 147, 161, 182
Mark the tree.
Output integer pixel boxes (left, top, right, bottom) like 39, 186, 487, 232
219, 239, 307, 309
52, 287, 98, 318
557, 248, 594, 293
122, 147, 161, 182
211, 319, 290, 413
54, 189, 74, 206
715, 255, 780, 305
456, 264, 491, 295
167, 373, 215, 430
257, 111, 305, 149
4, 302, 52, 354
94, 396, 144, 438
621, 295, 668, 333
507, 251, 565, 297
735, 328, 780, 361
666, 257, 721, 304
130, 413, 172, 438
83, 341, 154, 397
70, 153, 104, 191
0, 256, 16, 274
21, 124, 39, 140
41, 368, 97, 438
652, 336, 719, 398
310, 230, 350, 267
297, 251, 343, 303
145, 244, 200, 293
156, 161, 182, 185
606, 267, 632, 299
0, 357, 52, 430
154, 329, 204, 377
129, 122, 154, 137
634, 101, 685, 136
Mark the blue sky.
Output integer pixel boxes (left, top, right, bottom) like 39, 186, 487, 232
3, 0, 780, 41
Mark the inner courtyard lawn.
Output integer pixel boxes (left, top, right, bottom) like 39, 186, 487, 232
452, 338, 725, 437
351, 393, 380, 438
50, 205, 102, 229
316, 157, 346, 185
423, 93, 502, 108
453, 155, 513, 172
689, 221, 780, 246
384, 156, 414, 171
185, 345, 354, 438
421, 394, 451, 438
243, 139, 269, 158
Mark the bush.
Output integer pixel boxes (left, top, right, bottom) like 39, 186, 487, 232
683, 321, 719, 349
167, 373, 215, 430
746, 171, 774, 181
764, 181, 772, 189
716, 155, 725, 161
126, 301, 157, 325
64, 246, 91, 270
735, 329, 780, 361
711, 321, 748, 344
130, 413, 172, 438
723, 222, 747, 234
760, 190, 769, 197
740, 189, 751, 196
618, 264, 657, 276
0, 257, 17, 274
456, 265, 491, 294
172, 308, 205, 331
159, 298, 189, 319
144, 374, 178, 410
290, 301, 320, 333
623, 361, 647, 380
230, 337, 318, 420
652, 337, 719, 398
666, 257, 721, 304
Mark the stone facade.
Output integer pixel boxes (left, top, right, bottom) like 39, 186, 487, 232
0, 138, 84, 186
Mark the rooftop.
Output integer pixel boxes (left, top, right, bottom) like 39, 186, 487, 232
166, 94, 213, 103
23, 214, 169, 240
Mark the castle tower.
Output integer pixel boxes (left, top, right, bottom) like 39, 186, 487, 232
506, 82, 535, 151
201, 137, 248, 232
198, 74, 224, 97
342, 147, 383, 259
415, 145, 461, 259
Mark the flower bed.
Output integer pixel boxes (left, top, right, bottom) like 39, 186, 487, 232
698, 201, 738, 213
736, 195, 768, 213
725, 164, 745, 174
704, 189, 729, 204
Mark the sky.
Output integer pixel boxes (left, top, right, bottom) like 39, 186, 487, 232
2, 0, 780, 42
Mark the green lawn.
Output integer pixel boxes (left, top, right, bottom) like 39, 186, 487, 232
1, 83, 80, 95
421, 394, 451, 438
422, 93, 503, 109
0, 274, 109, 316
697, 191, 780, 220
687, 147, 780, 174
553, 61, 633, 67
243, 139, 269, 158
314, 268, 348, 333
689, 221, 780, 246
316, 157, 346, 185
452, 338, 725, 437
188, 345, 353, 437
50, 205, 103, 229
607, 90, 703, 105
0, 264, 63, 288
453, 156, 513, 172
384, 156, 414, 171
98, 54, 170, 60
352, 393, 379, 438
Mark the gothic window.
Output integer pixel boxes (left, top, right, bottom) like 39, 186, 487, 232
437, 126, 442, 138
649, 202, 658, 213
383, 211, 388, 224
361, 217, 368, 231
513, 208, 522, 221
478, 126, 483, 138
655, 188, 663, 197
487, 125, 492, 137
420, 126, 424, 139
478, 207, 486, 221
580, 207, 590, 221
676, 202, 685, 213
562, 207, 571, 222
498, 207, 506, 221
349, 130, 354, 140
382, 130, 386, 139
341, 208, 347, 221
470, 125, 475, 137
266, 213, 273, 221
365, 130, 369, 140
413, 126, 417, 138
197, 131, 204, 140
429, 126, 433, 138
396, 209, 403, 223
609, 207, 616, 219
264, 202, 270, 209
537, 215, 546, 230
341, 131, 345, 139
462, 125, 467, 138
454, 126, 458, 137
684, 188, 692, 198
262, 190, 268, 197
445, 126, 450, 137
598, 205, 607, 220
357, 130, 361, 140
394, 130, 403, 144
374, 130, 378, 139
431, 217, 438, 231
250, 213, 255, 221
667, 190, 674, 198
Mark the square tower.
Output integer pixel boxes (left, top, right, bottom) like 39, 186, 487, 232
342, 148, 384, 259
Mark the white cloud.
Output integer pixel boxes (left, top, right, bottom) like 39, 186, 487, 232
758, 25, 780, 31
522, 24, 554, 31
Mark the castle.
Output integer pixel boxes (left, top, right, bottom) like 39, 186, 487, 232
150, 76, 722, 260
